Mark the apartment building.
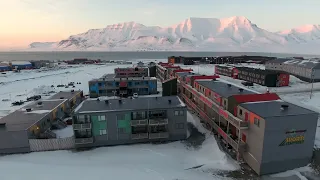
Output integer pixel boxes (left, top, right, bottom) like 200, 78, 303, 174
114, 67, 149, 78
155, 63, 319, 175
265, 58, 320, 82
0, 90, 84, 154
72, 96, 187, 148
89, 74, 158, 98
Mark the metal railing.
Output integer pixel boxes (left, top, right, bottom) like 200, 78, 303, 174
149, 119, 169, 125
131, 119, 148, 126
74, 137, 93, 144
73, 123, 92, 130
149, 132, 169, 139
225, 111, 249, 129
131, 133, 149, 140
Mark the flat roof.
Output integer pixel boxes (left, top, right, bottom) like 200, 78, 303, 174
176, 72, 199, 77
240, 100, 317, 118
48, 91, 82, 101
75, 96, 186, 114
268, 58, 320, 69
0, 99, 67, 131
91, 74, 157, 82
196, 80, 255, 98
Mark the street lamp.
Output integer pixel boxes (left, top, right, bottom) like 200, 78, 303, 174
310, 68, 314, 99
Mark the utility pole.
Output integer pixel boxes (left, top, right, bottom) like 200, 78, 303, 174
310, 68, 314, 99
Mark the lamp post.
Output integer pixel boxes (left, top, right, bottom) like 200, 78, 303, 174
310, 68, 314, 99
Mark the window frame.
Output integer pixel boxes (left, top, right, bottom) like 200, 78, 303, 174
254, 117, 260, 127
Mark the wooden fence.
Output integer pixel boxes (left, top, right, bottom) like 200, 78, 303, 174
29, 137, 75, 152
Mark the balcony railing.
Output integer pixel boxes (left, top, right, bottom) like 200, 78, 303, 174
149, 119, 169, 125
75, 137, 93, 144
73, 123, 92, 130
149, 132, 169, 139
221, 112, 249, 129
131, 133, 149, 140
131, 119, 148, 126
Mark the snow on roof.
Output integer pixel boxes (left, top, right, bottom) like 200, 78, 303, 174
11, 61, 32, 65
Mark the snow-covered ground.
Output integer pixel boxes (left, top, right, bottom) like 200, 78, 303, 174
0, 61, 318, 179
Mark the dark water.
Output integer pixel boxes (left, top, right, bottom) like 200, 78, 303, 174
0, 51, 319, 61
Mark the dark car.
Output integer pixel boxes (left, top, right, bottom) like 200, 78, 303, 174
241, 81, 254, 86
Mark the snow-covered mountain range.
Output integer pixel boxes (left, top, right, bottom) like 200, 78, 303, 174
28, 16, 320, 54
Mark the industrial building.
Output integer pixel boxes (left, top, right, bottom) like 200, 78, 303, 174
0, 90, 84, 154
89, 74, 157, 98
157, 63, 318, 175
265, 58, 320, 82
72, 96, 188, 148
114, 67, 149, 78
0, 63, 9, 72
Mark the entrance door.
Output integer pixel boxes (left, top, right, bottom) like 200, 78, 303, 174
245, 112, 248, 121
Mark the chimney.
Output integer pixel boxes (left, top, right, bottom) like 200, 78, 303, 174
227, 84, 231, 87
168, 99, 172, 104
143, 76, 144, 79
26, 108, 32, 112
239, 88, 244, 92
105, 100, 109, 104
281, 104, 289, 110
119, 99, 122, 104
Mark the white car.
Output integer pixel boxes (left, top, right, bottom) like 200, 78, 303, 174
133, 93, 138, 98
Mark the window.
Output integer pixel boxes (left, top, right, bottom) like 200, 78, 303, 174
118, 128, 126, 134
179, 110, 184, 115
98, 115, 106, 121
254, 117, 260, 127
99, 129, 107, 135
239, 109, 243, 116
174, 111, 179, 116
175, 123, 184, 129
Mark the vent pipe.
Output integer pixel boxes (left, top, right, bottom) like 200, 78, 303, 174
168, 99, 172, 104
281, 104, 289, 110
105, 100, 109, 104
26, 108, 32, 112
37, 102, 43, 106
119, 99, 122, 104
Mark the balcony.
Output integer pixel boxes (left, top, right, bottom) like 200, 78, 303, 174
131, 133, 149, 140
131, 119, 148, 126
222, 111, 249, 129
149, 119, 169, 125
74, 137, 93, 144
149, 132, 169, 139
73, 123, 92, 130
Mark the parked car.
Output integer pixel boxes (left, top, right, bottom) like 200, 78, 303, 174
241, 81, 254, 86
133, 93, 138, 98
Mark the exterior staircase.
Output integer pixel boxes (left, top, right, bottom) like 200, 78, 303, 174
44, 129, 57, 138
52, 119, 67, 129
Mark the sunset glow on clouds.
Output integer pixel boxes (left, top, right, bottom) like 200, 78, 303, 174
0, 0, 319, 49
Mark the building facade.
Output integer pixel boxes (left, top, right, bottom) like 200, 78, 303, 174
89, 74, 158, 98
157, 63, 318, 175
114, 67, 149, 78
72, 96, 188, 148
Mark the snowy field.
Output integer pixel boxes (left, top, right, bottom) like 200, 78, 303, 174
0, 61, 319, 179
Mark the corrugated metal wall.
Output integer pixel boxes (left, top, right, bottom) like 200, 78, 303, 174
29, 137, 75, 152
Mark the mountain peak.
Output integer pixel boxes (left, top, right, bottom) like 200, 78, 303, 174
280, 24, 320, 34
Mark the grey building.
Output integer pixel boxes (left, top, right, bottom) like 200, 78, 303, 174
49, 90, 84, 115
265, 58, 320, 82
239, 101, 318, 175
72, 96, 187, 148
0, 99, 68, 154
89, 74, 158, 98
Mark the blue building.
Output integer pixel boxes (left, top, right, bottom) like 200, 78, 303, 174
0, 64, 9, 72
89, 74, 158, 98
11, 61, 33, 70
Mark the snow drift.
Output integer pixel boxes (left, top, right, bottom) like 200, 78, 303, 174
28, 16, 320, 54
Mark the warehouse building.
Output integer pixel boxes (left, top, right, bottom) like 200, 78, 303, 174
0, 63, 9, 72
72, 96, 187, 148
11, 61, 33, 70
89, 74, 157, 98
265, 58, 320, 82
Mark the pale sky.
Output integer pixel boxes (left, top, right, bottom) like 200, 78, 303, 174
0, 0, 320, 49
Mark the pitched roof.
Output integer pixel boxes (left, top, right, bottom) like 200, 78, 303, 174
232, 93, 280, 104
